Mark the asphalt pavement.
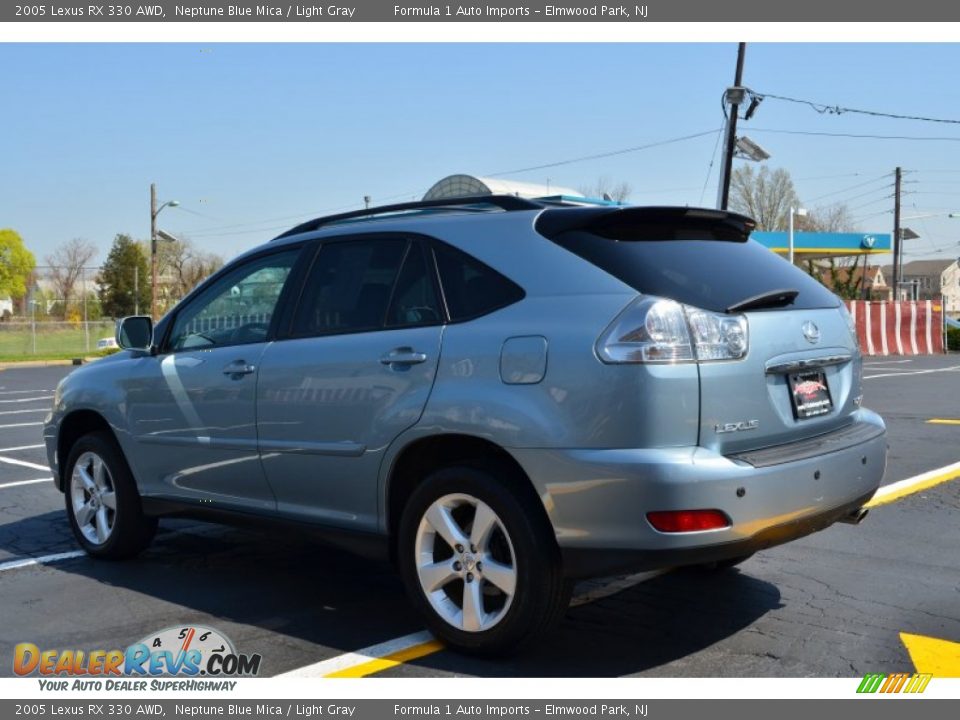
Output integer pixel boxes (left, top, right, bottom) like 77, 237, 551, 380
0, 356, 958, 678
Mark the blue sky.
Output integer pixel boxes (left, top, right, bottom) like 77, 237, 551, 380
3, 42, 960, 265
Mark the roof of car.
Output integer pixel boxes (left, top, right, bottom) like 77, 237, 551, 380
271, 195, 757, 244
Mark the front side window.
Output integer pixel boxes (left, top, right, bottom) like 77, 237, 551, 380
167, 250, 298, 351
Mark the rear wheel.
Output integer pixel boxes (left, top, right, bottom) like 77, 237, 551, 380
64, 432, 157, 559
398, 465, 571, 656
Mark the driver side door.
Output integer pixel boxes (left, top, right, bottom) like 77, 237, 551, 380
124, 247, 301, 511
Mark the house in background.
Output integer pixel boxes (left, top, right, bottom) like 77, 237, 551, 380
880, 260, 960, 313
0, 296, 12, 319
814, 263, 890, 301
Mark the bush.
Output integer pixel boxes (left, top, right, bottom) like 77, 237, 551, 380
948, 326, 960, 352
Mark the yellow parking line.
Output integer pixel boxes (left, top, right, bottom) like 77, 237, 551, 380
927, 418, 960, 425
323, 639, 445, 678
866, 460, 960, 508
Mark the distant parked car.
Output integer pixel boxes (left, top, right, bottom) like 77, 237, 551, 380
45, 195, 886, 655
96, 337, 118, 350
946, 316, 960, 330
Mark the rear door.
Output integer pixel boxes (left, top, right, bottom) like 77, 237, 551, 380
256, 235, 444, 531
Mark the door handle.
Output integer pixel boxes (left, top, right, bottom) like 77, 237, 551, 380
222, 360, 256, 377
380, 348, 428, 366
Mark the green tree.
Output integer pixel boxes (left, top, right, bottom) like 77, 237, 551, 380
0, 228, 37, 301
98, 234, 149, 318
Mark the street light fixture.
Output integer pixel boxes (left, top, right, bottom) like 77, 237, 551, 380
150, 183, 179, 320
788, 206, 807, 265
734, 135, 771, 162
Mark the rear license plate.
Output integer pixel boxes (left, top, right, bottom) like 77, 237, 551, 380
788, 370, 833, 419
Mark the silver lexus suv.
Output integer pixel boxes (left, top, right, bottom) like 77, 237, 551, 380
44, 196, 886, 655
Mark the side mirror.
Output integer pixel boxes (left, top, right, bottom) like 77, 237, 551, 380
116, 316, 154, 351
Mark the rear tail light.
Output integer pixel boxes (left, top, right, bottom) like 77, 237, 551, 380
646, 509, 731, 533
596, 296, 748, 364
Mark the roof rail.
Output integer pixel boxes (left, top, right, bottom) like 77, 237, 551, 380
273, 194, 545, 241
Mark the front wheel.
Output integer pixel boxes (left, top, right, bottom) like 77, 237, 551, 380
64, 431, 157, 559
398, 465, 571, 656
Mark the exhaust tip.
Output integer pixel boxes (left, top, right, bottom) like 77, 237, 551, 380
839, 507, 869, 525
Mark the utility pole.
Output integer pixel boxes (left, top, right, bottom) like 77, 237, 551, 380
892, 166, 902, 300
150, 183, 158, 321
134, 265, 139, 316
717, 42, 747, 211
150, 184, 179, 320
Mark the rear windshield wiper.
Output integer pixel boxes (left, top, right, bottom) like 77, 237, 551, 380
726, 288, 799, 313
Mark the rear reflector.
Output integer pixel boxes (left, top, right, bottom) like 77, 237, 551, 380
646, 509, 731, 533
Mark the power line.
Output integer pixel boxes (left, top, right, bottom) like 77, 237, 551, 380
185, 130, 721, 237
751, 127, 960, 142
699, 124, 725, 206
804, 174, 891, 204
848, 194, 894, 213
754, 91, 960, 126
486, 129, 720, 177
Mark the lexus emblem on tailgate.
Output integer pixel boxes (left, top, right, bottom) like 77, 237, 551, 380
802, 320, 821, 344
715, 420, 760, 434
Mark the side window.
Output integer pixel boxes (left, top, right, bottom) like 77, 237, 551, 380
432, 242, 525, 322
167, 250, 298, 351
291, 239, 406, 337
387, 242, 442, 328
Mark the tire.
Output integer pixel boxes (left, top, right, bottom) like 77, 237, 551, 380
398, 464, 571, 656
64, 431, 157, 560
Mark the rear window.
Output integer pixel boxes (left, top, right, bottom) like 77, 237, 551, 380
549, 231, 839, 312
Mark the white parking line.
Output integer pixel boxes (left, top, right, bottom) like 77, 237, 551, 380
0, 444, 44, 453
0, 422, 43, 429
0, 408, 47, 416
864, 365, 960, 380
0, 389, 54, 396
0, 478, 51, 489
864, 359, 913, 365
0, 396, 53, 404
0, 455, 50, 472
0, 550, 85, 573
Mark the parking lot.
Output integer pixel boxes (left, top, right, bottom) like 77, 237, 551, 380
1, 356, 959, 678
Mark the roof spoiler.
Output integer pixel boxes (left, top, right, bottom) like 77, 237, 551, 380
535, 206, 757, 242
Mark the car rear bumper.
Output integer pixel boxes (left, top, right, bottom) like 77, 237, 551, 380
510, 408, 887, 579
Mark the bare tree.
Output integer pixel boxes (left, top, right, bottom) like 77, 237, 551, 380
154, 237, 223, 310
797, 203, 860, 297
802, 203, 856, 233
578, 177, 632, 203
728, 166, 800, 230
46, 238, 97, 319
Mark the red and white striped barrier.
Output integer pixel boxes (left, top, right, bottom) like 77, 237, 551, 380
846, 300, 944, 356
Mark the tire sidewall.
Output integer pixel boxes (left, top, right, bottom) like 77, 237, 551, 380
64, 432, 150, 558
398, 464, 560, 655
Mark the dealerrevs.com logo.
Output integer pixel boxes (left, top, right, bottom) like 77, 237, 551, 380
14, 625, 262, 685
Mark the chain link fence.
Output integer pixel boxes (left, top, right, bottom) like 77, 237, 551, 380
0, 266, 117, 359
0, 320, 117, 358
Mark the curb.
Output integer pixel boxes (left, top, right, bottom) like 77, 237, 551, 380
0, 358, 92, 370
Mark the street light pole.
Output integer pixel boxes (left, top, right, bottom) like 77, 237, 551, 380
717, 42, 747, 211
150, 183, 179, 321
150, 183, 158, 320
788, 206, 807, 265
